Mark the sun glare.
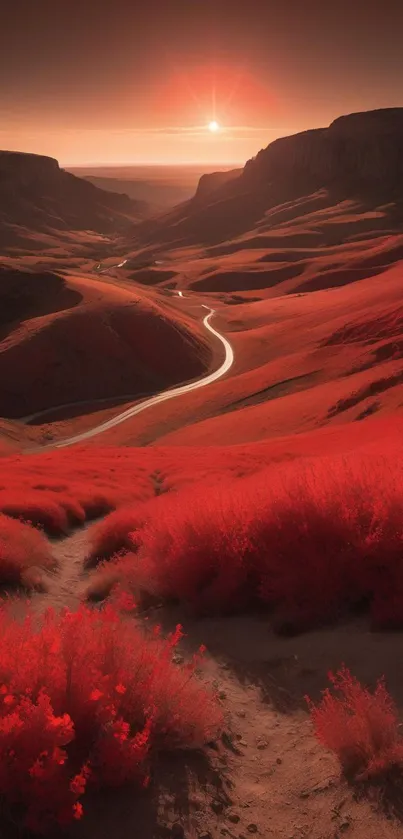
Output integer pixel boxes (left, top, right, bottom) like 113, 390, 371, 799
208, 120, 220, 133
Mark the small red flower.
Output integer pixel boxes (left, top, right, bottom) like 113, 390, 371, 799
90, 689, 103, 701
73, 802, 84, 820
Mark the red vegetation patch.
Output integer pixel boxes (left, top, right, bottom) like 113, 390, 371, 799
0, 448, 157, 535
307, 667, 403, 780
86, 452, 403, 633
0, 513, 55, 589
0, 443, 275, 540
0, 490, 85, 536
0, 601, 221, 833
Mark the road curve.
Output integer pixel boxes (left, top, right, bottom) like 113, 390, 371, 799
97, 259, 128, 274
46, 303, 233, 449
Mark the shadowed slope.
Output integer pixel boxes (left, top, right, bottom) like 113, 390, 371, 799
0, 151, 147, 253
0, 274, 211, 419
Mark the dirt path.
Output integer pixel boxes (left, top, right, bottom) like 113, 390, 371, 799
30, 524, 93, 614
67, 606, 403, 839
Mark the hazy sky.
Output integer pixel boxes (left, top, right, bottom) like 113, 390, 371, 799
1, 0, 403, 166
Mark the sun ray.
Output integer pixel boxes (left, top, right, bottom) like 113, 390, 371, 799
211, 66, 217, 121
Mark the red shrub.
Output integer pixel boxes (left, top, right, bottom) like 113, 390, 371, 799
0, 602, 221, 832
0, 513, 55, 588
85, 554, 137, 601
85, 453, 403, 631
85, 495, 167, 568
85, 508, 141, 568
307, 667, 403, 780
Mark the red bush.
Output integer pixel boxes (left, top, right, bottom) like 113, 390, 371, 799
84, 504, 152, 568
85, 554, 138, 601
0, 602, 221, 832
307, 667, 403, 780
85, 453, 403, 631
0, 513, 55, 588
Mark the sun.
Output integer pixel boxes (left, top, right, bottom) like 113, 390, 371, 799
208, 120, 220, 133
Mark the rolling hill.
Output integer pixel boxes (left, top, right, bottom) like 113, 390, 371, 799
0, 268, 211, 426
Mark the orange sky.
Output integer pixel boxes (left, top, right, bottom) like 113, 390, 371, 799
1, 1, 403, 166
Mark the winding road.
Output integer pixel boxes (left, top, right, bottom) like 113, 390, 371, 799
42, 287, 234, 450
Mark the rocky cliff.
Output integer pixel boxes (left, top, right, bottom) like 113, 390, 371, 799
242, 108, 403, 192
193, 168, 242, 202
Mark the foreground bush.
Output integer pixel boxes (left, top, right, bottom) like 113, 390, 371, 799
86, 454, 403, 631
0, 601, 221, 832
0, 513, 55, 589
307, 667, 403, 780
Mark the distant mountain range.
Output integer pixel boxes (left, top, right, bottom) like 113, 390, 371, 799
2, 109, 403, 255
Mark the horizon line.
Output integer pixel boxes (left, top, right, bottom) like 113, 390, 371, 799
63, 160, 245, 168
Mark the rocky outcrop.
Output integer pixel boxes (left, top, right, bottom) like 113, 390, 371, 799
194, 168, 242, 203
0, 151, 60, 183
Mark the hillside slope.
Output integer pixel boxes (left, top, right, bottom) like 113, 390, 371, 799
73, 260, 403, 449
0, 270, 211, 420
0, 151, 146, 253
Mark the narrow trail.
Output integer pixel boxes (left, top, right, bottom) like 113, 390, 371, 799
48, 527, 91, 609
31, 525, 93, 614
